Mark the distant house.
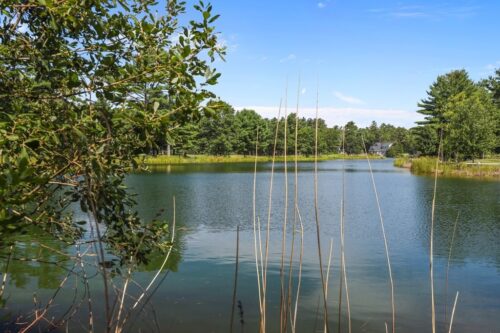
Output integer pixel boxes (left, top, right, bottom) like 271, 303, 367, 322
368, 142, 393, 156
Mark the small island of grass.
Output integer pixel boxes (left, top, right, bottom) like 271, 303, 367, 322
394, 156, 500, 178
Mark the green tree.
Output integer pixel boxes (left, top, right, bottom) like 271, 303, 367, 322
0, 0, 224, 260
480, 68, 500, 153
234, 109, 265, 156
417, 70, 476, 127
198, 101, 236, 155
444, 90, 498, 160
171, 122, 201, 156
411, 126, 439, 156
481, 68, 500, 107
324, 126, 342, 153
363, 121, 380, 150
415, 70, 476, 156
343, 121, 363, 154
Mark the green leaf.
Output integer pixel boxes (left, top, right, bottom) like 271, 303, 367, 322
209, 14, 220, 23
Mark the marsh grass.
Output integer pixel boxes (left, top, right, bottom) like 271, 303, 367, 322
394, 157, 500, 177
139, 153, 380, 166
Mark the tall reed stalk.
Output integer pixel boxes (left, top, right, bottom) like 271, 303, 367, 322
230, 225, 240, 333
262, 99, 282, 331
289, 78, 305, 333
339, 142, 352, 333
314, 86, 330, 333
251, 128, 265, 333
324, 239, 334, 333
361, 136, 395, 333
279, 83, 289, 333
445, 212, 460, 326
430, 135, 443, 333
448, 291, 459, 333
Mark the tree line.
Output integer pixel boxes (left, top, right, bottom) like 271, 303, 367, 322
159, 101, 415, 157
161, 69, 500, 161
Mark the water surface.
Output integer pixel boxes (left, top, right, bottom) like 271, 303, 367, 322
1, 159, 499, 332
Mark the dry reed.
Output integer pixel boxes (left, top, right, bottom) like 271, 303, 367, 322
361, 136, 395, 333
279, 82, 289, 333
313, 86, 330, 332
445, 212, 460, 326
230, 225, 240, 333
448, 291, 459, 333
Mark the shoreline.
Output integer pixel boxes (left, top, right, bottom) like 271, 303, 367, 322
138, 153, 383, 165
394, 157, 500, 178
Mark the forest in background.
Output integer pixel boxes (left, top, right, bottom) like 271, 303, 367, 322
159, 69, 500, 161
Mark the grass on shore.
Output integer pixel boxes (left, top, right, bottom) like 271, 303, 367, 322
139, 153, 383, 165
394, 156, 500, 178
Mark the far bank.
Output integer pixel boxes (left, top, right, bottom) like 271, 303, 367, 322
394, 157, 500, 178
139, 153, 383, 165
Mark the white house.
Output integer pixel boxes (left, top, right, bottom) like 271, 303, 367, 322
368, 142, 393, 156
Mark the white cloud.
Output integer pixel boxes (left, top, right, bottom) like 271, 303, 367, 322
279, 53, 296, 63
236, 106, 424, 128
369, 4, 479, 19
485, 61, 500, 72
391, 11, 427, 18
333, 91, 364, 105
317, 2, 326, 9
301, 88, 307, 95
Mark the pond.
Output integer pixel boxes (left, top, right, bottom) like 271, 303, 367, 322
1, 159, 499, 332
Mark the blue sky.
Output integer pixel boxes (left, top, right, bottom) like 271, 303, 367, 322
196, 0, 500, 127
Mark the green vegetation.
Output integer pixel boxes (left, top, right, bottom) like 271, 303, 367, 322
0, 0, 224, 264
151, 68, 499, 164
0, 1, 498, 332
131, 68, 500, 174
394, 156, 500, 177
153, 101, 414, 158
140, 153, 381, 165
0, 1, 226, 330
393, 69, 500, 178
414, 69, 500, 160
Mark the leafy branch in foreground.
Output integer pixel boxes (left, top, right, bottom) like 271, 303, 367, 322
0, 0, 225, 263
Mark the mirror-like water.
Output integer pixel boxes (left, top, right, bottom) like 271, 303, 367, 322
1, 159, 499, 332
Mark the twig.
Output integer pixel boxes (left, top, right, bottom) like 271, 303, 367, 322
0, 244, 14, 300
126, 196, 176, 331
114, 259, 133, 333
20, 262, 78, 333
77, 244, 94, 333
